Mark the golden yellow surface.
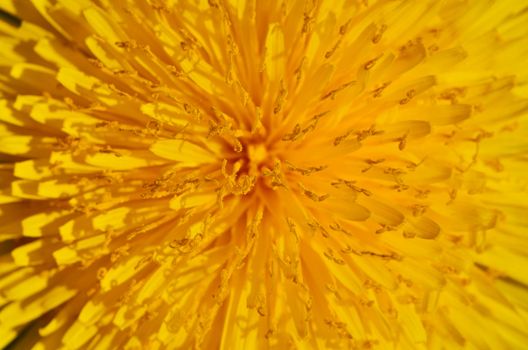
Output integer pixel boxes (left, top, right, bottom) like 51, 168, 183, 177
0, 0, 527, 349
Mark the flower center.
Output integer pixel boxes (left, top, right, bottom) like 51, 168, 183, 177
247, 143, 269, 169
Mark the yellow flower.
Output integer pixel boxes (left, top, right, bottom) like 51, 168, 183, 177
1, 0, 528, 348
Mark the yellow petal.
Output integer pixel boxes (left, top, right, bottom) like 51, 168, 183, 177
62, 320, 98, 349
150, 139, 216, 165
11, 239, 61, 266
264, 23, 285, 83
53, 234, 107, 266
398, 104, 472, 126
0, 135, 53, 157
2, 273, 48, 301
405, 216, 441, 240
22, 209, 71, 237
359, 197, 404, 226
85, 150, 165, 170
0, 285, 76, 329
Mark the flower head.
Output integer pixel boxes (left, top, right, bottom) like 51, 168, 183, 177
1, 0, 528, 349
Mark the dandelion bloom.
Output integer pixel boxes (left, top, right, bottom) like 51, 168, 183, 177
1, 0, 528, 348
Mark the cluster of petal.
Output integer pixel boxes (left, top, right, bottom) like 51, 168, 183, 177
1, 0, 528, 349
